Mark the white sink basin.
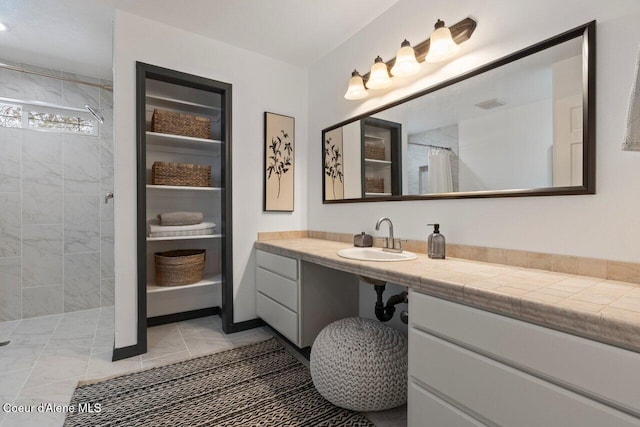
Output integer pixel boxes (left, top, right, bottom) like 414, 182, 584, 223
337, 247, 418, 262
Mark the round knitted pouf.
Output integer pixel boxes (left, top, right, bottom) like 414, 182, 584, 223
310, 317, 408, 412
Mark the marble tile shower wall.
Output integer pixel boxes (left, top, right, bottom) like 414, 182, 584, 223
0, 60, 114, 320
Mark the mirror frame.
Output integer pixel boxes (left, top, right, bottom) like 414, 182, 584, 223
322, 21, 595, 204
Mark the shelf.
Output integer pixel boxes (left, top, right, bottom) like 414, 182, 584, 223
364, 134, 385, 141
147, 234, 222, 242
147, 274, 222, 293
140, 67, 231, 319
365, 192, 392, 196
364, 159, 392, 165
146, 94, 221, 114
146, 131, 223, 150
146, 185, 222, 191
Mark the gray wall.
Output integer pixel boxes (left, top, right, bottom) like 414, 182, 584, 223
0, 60, 114, 320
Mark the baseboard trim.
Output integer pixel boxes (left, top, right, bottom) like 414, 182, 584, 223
147, 307, 220, 327
112, 344, 145, 362
223, 318, 265, 334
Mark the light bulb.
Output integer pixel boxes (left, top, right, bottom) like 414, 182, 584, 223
344, 70, 368, 100
391, 40, 421, 77
425, 19, 460, 63
366, 56, 392, 89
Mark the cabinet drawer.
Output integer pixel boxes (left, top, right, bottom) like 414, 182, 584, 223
257, 292, 298, 344
409, 291, 640, 415
257, 267, 298, 312
257, 250, 298, 281
409, 329, 640, 427
409, 380, 487, 427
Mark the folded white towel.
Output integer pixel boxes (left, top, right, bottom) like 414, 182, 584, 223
157, 211, 203, 226
148, 220, 216, 233
149, 229, 215, 238
623, 45, 640, 151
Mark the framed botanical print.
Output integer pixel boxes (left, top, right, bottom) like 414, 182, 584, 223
324, 127, 344, 200
264, 112, 294, 211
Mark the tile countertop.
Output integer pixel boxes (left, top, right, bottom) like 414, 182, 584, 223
255, 238, 640, 353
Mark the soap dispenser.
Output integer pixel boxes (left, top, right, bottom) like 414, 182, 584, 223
427, 224, 445, 259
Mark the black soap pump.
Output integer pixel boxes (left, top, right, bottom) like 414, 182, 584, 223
427, 224, 445, 259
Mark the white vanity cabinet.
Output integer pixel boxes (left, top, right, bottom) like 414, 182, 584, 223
256, 250, 359, 348
408, 290, 640, 427
256, 250, 300, 343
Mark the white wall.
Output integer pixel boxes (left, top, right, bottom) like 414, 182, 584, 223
458, 99, 552, 191
113, 11, 308, 348
308, 0, 640, 263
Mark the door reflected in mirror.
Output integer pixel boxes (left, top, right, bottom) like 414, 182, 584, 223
322, 22, 594, 203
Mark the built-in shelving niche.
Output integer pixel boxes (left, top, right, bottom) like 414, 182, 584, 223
130, 62, 234, 359
360, 117, 403, 198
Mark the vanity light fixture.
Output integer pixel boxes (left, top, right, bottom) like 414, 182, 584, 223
343, 17, 476, 100
390, 40, 421, 77
425, 19, 460, 63
366, 56, 392, 89
344, 70, 369, 100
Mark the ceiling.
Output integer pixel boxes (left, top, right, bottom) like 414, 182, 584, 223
0, 0, 400, 79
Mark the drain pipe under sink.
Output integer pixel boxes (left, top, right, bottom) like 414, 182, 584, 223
374, 284, 408, 323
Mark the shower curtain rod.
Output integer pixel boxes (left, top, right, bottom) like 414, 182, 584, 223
426, 144, 452, 151
412, 143, 452, 151
0, 95, 90, 114
0, 62, 112, 91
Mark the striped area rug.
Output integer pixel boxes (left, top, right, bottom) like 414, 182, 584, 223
64, 338, 374, 426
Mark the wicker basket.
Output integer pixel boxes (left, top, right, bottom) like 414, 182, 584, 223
152, 161, 211, 187
152, 109, 211, 139
364, 142, 386, 161
155, 249, 205, 286
365, 177, 385, 193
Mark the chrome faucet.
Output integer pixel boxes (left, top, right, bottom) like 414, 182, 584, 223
375, 217, 403, 253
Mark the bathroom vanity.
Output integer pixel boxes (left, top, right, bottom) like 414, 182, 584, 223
255, 237, 640, 426
256, 250, 359, 348
409, 292, 639, 426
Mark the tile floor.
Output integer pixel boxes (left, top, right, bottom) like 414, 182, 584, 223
0, 308, 406, 426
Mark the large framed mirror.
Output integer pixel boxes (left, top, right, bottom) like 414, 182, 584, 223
322, 22, 595, 203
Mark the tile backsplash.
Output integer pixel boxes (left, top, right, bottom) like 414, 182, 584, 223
0, 60, 113, 320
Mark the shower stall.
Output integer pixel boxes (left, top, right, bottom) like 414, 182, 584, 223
0, 60, 114, 321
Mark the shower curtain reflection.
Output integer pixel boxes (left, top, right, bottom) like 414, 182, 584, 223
427, 148, 453, 193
